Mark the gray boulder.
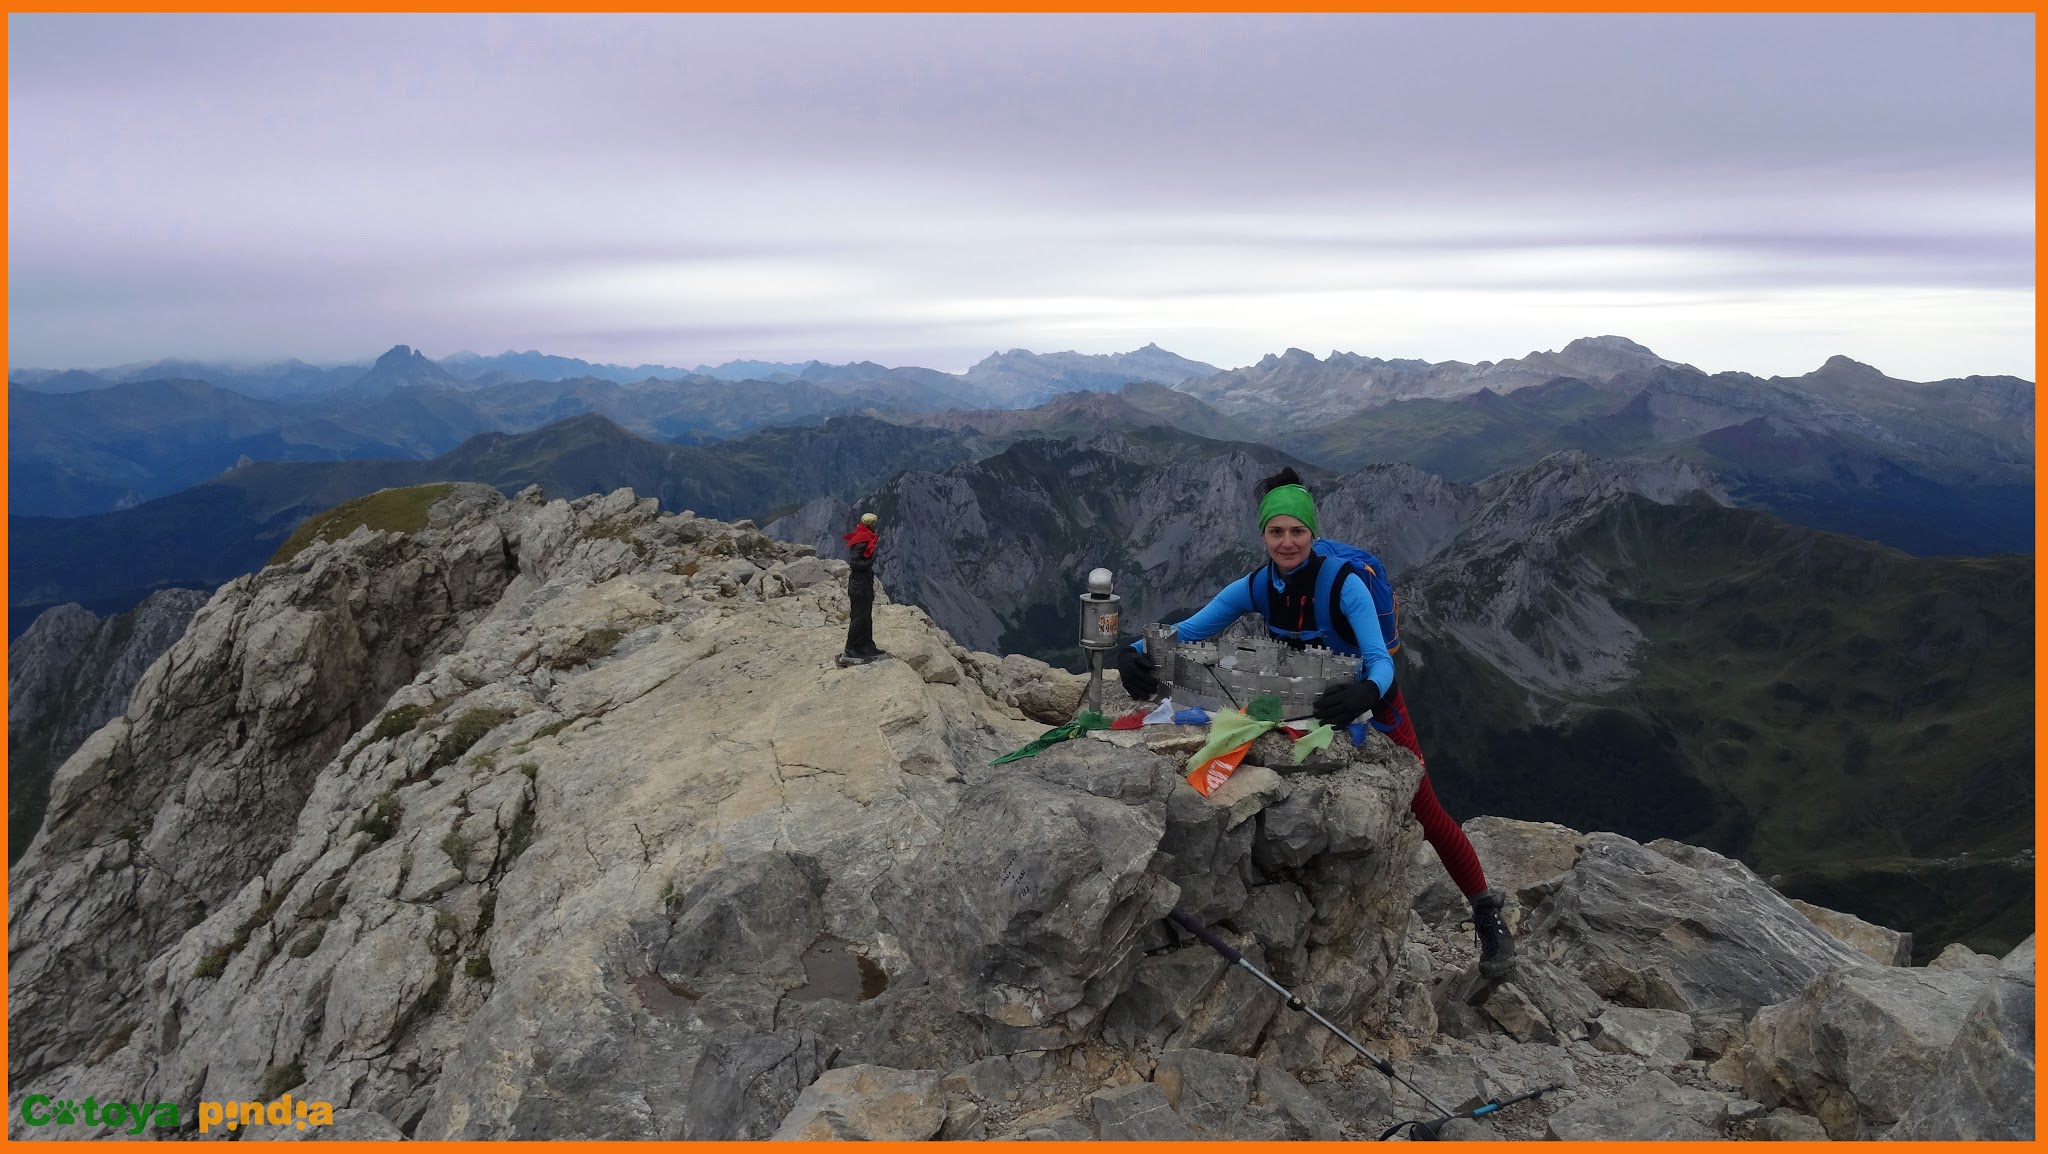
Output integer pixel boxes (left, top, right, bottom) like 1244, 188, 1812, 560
769, 1064, 946, 1141
658, 851, 821, 990
1087, 1081, 1194, 1140
683, 1030, 834, 1139
1789, 898, 1912, 967
1590, 1006, 1695, 1067
302, 1108, 411, 1141
1543, 1071, 1736, 1140
1516, 834, 1869, 1017
1153, 1047, 1260, 1135
1744, 961, 1998, 1138
878, 741, 1179, 1042
1927, 941, 2001, 971
1149, 1048, 1338, 1140
1759, 1107, 1831, 1140
1887, 935, 2035, 1140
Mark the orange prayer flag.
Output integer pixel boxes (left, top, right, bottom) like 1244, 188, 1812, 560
1185, 740, 1253, 797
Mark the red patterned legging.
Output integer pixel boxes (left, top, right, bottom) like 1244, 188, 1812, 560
1374, 684, 1489, 897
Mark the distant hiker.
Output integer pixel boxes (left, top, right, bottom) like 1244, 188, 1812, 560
838, 512, 888, 667
1116, 467, 1516, 979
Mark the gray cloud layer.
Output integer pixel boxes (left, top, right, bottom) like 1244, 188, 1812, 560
8, 13, 2034, 379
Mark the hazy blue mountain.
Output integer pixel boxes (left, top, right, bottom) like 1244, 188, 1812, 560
9, 413, 977, 621
1773, 355, 2034, 463
344, 344, 464, 395
960, 344, 1223, 407
1177, 335, 1688, 429
13, 369, 927, 515
440, 349, 697, 385
689, 358, 815, 381
1275, 362, 2034, 556
9, 380, 419, 516
7, 368, 123, 393
9, 358, 369, 400
796, 360, 986, 409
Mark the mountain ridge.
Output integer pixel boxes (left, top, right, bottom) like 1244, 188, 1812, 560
4, 483, 2027, 1141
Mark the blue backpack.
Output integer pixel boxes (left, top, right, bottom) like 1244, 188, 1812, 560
1245, 538, 1402, 656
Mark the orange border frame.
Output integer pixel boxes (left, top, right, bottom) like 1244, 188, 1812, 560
0, 6, 2039, 1153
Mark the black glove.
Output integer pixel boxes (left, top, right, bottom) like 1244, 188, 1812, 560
1311, 679, 1381, 727
1116, 647, 1161, 699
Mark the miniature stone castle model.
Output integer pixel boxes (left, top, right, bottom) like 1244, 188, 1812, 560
1143, 618, 1361, 718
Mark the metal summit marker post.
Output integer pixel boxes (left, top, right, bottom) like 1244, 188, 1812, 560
1078, 568, 1120, 714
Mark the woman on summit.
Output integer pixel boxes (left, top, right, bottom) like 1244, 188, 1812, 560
1116, 468, 1515, 980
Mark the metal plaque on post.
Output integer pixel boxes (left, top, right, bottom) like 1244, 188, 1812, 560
1078, 568, 1119, 713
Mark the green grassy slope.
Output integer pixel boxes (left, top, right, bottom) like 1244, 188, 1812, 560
1405, 495, 2032, 958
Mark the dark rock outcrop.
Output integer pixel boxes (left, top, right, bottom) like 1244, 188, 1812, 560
8, 588, 207, 857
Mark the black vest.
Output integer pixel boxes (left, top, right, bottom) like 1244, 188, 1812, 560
1259, 553, 1360, 650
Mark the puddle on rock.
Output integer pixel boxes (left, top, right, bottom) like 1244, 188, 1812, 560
785, 936, 888, 1004
630, 973, 699, 1016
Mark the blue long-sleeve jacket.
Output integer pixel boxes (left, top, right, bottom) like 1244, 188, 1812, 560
1135, 562, 1394, 695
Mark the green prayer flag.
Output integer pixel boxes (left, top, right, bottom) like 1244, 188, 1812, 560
1290, 723, 1335, 763
1189, 709, 1279, 767
989, 710, 1113, 765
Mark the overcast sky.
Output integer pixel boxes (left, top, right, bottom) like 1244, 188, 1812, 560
8, 13, 2035, 381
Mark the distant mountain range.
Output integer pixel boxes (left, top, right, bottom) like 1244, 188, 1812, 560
959, 343, 1223, 407
8, 340, 1224, 408
9, 344, 1226, 516
1269, 359, 2034, 555
16, 339, 2029, 554
11, 331, 2035, 621
1178, 335, 1692, 427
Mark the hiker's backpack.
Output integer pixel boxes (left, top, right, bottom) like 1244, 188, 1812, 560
1245, 539, 1402, 656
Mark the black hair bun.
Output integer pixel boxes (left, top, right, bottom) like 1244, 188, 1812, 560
1257, 467, 1307, 498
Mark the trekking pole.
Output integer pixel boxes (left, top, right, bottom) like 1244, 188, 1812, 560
1196, 661, 1243, 711
1166, 910, 1460, 1123
1377, 1083, 1564, 1141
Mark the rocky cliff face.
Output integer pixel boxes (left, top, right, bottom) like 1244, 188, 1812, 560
1397, 452, 1731, 703
7, 589, 209, 859
8, 486, 2030, 1141
769, 438, 1719, 698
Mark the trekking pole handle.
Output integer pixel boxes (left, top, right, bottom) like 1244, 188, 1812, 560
1168, 910, 1243, 965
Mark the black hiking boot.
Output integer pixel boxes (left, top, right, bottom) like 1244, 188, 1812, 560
1471, 889, 1517, 980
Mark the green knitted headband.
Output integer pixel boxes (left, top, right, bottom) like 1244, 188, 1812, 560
1258, 484, 1317, 535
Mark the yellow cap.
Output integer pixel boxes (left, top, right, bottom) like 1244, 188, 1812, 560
860, 513, 878, 526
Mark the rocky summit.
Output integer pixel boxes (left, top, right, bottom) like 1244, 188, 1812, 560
6, 485, 2032, 1140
